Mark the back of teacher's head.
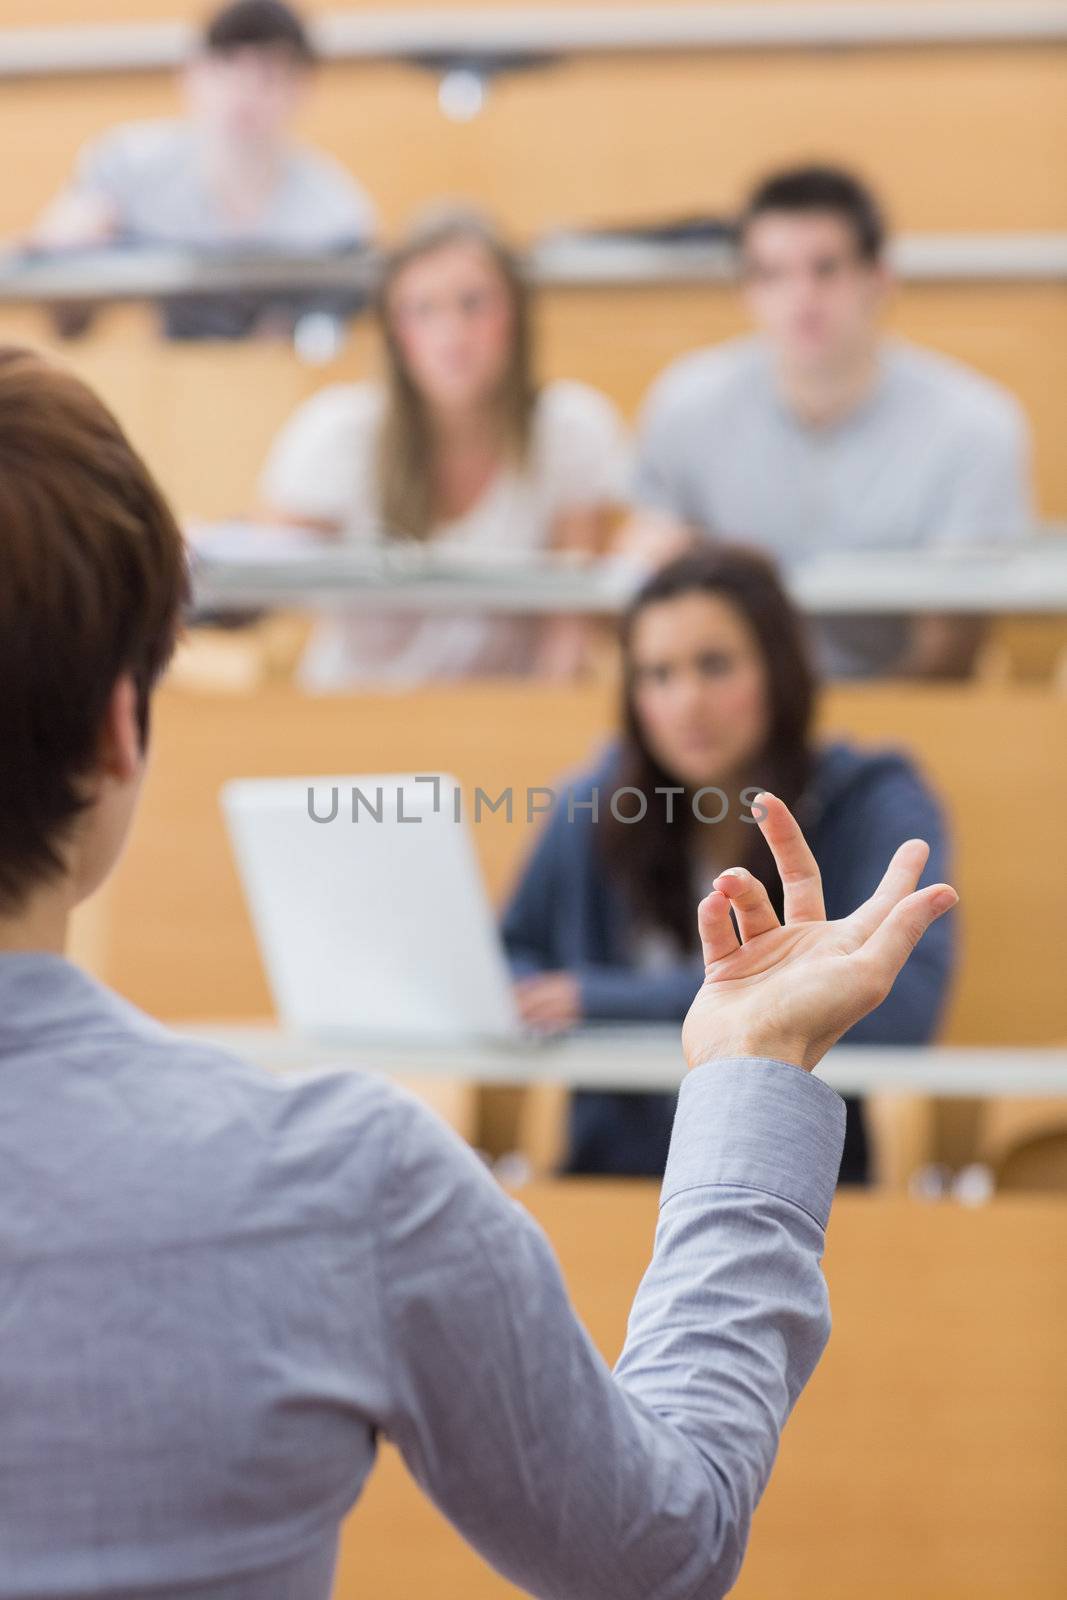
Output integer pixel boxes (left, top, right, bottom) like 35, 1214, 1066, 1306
0, 349, 187, 914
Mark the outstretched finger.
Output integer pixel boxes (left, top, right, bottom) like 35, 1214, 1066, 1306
844, 838, 930, 946
754, 792, 825, 923
854, 882, 958, 992
697, 890, 740, 968
713, 866, 779, 942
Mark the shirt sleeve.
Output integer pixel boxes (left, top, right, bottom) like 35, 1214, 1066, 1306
373, 1057, 845, 1600
259, 385, 377, 531
537, 383, 632, 514
297, 152, 379, 245
629, 370, 695, 519
576, 957, 706, 1022
829, 762, 956, 1045
930, 396, 1034, 548
70, 125, 138, 202
499, 800, 572, 977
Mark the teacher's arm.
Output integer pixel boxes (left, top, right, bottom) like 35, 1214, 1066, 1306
372, 796, 957, 1599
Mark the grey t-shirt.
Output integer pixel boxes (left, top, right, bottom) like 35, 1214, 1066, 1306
632, 336, 1033, 677
74, 118, 376, 249
0, 951, 843, 1599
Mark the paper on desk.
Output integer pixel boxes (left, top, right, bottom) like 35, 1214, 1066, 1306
185, 520, 328, 563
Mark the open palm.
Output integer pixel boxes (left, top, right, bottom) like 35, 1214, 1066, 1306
682, 792, 958, 1075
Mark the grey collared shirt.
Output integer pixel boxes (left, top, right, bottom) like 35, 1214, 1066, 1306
0, 953, 844, 1598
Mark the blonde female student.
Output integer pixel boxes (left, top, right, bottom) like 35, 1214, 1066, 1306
260, 208, 630, 687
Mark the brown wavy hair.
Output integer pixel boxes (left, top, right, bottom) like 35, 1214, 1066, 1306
375, 208, 538, 542
600, 545, 818, 947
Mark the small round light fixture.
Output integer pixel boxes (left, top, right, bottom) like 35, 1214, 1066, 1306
438, 65, 487, 121
293, 311, 347, 365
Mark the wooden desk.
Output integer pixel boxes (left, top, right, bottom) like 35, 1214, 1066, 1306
178, 1025, 1067, 1097
333, 1184, 1067, 1600
188, 535, 1067, 617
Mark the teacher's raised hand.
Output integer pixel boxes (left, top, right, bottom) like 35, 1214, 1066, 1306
682, 792, 959, 1075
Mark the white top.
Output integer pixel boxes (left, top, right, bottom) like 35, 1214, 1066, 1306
75, 118, 376, 249
260, 379, 630, 686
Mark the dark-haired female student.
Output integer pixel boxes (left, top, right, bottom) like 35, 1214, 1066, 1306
501, 545, 956, 1182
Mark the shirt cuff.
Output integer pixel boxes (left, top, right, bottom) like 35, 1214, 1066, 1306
662, 1057, 847, 1231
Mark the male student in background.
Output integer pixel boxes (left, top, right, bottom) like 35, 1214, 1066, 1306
628, 163, 1033, 679
0, 345, 955, 1596
30, 0, 375, 254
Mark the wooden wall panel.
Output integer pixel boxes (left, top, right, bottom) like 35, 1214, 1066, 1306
4, 277, 1066, 519
88, 681, 1067, 1043
334, 1185, 1067, 1600
0, 6, 1065, 237
0, 0, 917, 17
1, 5, 1065, 508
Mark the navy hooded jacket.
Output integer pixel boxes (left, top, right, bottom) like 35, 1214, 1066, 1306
502, 740, 955, 1179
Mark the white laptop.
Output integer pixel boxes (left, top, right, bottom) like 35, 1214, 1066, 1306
221, 773, 522, 1044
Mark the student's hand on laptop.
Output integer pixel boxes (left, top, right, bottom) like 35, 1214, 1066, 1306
682, 792, 958, 1075
514, 972, 582, 1034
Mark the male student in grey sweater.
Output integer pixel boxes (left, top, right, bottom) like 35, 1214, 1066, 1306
628, 164, 1033, 681
0, 346, 956, 1597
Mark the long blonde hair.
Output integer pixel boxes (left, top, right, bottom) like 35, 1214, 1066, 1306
375, 208, 538, 542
